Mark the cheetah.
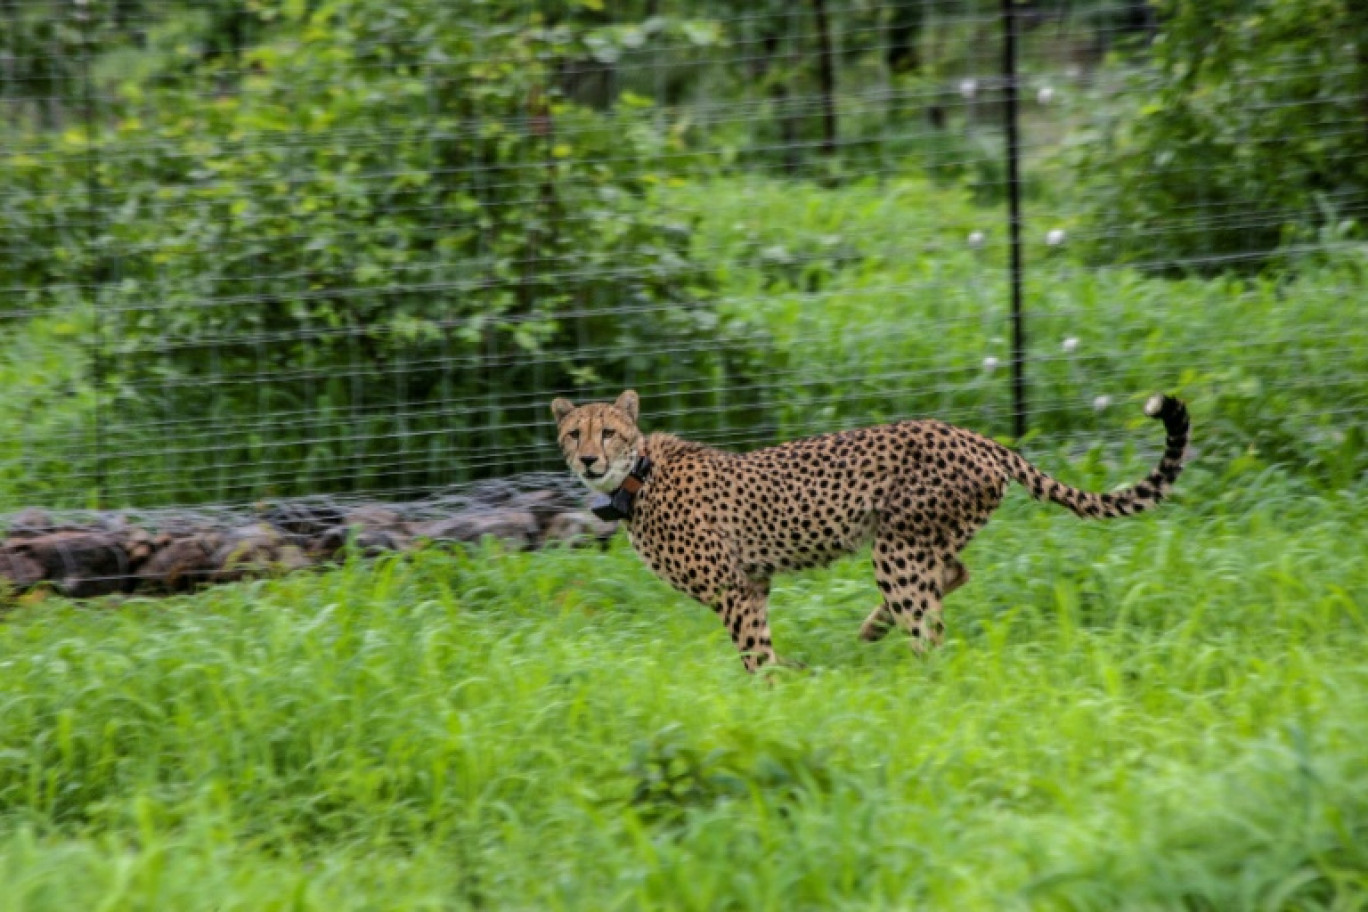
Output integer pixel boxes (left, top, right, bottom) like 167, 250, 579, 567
552, 390, 1190, 672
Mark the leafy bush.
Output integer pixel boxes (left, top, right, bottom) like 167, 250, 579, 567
0, 0, 761, 502
1074, 0, 1368, 272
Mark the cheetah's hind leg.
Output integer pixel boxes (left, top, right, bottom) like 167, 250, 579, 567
942, 555, 970, 595
859, 555, 965, 644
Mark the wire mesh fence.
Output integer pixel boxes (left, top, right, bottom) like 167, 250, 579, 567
1, 0, 1365, 522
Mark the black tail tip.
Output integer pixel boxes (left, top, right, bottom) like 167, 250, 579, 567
1143, 394, 1187, 425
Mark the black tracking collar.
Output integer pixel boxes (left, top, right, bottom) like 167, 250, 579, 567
590, 455, 653, 521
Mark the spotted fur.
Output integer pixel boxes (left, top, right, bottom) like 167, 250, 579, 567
552, 390, 1190, 672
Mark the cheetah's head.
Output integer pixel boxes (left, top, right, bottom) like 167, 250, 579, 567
550, 390, 643, 494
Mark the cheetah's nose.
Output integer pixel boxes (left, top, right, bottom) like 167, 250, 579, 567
578, 456, 597, 469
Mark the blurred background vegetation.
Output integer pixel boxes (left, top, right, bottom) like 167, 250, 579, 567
0, 0, 1365, 507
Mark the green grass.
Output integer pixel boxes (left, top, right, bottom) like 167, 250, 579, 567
2, 469, 1366, 910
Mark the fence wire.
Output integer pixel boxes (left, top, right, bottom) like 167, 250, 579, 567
0, 0, 1365, 520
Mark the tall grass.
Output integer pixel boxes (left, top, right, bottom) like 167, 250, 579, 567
2, 469, 1365, 909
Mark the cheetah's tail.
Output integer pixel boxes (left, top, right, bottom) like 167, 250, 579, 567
1000, 394, 1190, 520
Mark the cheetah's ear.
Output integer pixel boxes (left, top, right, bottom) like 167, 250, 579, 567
551, 398, 576, 423
613, 390, 640, 423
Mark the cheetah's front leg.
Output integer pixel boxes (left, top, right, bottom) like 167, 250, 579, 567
711, 579, 777, 672
641, 527, 779, 672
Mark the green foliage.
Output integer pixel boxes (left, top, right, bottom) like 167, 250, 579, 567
2, 0, 1366, 507
2, 169, 1366, 509
0, 0, 134, 130
0, 310, 99, 506
623, 723, 833, 826
665, 175, 1368, 485
0, 0, 757, 501
1074, 0, 1368, 271
1, 478, 1367, 907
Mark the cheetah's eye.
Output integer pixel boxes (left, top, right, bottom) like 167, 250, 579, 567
567, 429, 580, 442
602, 428, 616, 441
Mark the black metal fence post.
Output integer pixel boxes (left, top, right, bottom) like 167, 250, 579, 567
76, 0, 107, 506
812, 0, 838, 157
1002, 0, 1027, 439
